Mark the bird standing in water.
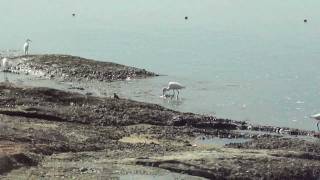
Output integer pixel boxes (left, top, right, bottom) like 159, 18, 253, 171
311, 113, 320, 131
23, 39, 32, 55
162, 82, 185, 98
1, 58, 9, 81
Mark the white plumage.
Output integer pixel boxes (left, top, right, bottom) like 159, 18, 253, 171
311, 113, 320, 120
162, 82, 185, 98
2, 58, 8, 69
23, 39, 32, 55
311, 113, 320, 131
1, 58, 9, 81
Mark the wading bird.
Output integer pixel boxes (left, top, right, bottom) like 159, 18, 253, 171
162, 82, 185, 98
311, 113, 320, 131
23, 39, 32, 55
1, 58, 8, 81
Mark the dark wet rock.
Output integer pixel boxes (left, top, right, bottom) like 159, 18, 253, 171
85, 92, 93, 96
136, 152, 320, 180
0, 83, 239, 129
0, 153, 37, 174
0, 155, 13, 174
9, 54, 158, 82
242, 123, 313, 137
226, 137, 320, 154
80, 167, 88, 172
68, 86, 85, 91
0, 83, 320, 179
270, 152, 320, 161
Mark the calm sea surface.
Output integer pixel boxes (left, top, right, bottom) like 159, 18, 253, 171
0, 0, 320, 130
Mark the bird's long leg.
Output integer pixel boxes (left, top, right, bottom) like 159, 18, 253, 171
172, 90, 175, 97
3, 66, 5, 81
4, 68, 8, 82
4, 72, 7, 82
317, 122, 320, 132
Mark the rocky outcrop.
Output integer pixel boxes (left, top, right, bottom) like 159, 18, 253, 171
7, 54, 157, 81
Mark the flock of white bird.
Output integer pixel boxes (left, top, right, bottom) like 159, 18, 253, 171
2, 39, 320, 131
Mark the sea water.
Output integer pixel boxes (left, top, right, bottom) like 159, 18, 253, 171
0, 0, 320, 130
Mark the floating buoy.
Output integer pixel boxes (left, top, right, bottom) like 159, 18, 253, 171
185, 16, 188, 20
72, 13, 76, 17
304, 19, 307, 23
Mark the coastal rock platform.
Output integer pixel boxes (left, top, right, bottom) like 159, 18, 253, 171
0, 83, 319, 179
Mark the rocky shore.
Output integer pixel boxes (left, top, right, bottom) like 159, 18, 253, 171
1, 55, 320, 179
6, 54, 157, 82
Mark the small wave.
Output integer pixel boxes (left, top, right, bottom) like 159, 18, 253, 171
296, 101, 305, 104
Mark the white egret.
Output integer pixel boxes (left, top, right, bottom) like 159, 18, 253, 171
1, 58, 8, 81
23, 39, 32, 55
311, 113, 320, 131
162, 82, 185, 98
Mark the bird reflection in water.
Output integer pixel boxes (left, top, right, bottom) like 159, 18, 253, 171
161, 94, 184, 107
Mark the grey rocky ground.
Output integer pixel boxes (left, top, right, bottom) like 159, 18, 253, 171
0, 55, 320, 179
6, 54, 157, 82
